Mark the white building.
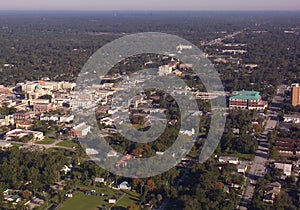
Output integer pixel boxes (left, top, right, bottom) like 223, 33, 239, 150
60, 115, 74, 123
118, 181, 131, 190
284, 114, 300, 124
0, 142, 12, 149
218, 156, 239, 165
274, 163, 292, 176
5, 129, 44, 141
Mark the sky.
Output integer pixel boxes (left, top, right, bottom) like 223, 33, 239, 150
0, 0, 299, 11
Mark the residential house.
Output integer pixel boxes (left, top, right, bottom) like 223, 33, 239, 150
274, 163, 292, 176
61, 165, 71, 175
284, 114, 300, 123
218, 156, 239, 165
0, 115, 14, 126
60, 115, 74, 123
237, 164, 248, 174
263, 182, 281, 204
0, 142, 12, 149
118, 181, 131, 190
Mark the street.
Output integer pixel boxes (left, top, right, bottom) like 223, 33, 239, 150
239, 85, 286, 209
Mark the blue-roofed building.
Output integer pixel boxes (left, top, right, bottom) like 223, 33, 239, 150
229, 90, 268, 110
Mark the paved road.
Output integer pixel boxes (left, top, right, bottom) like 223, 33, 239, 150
239, 85, 286, 209
0, 139, 75, 152
157, 168, 190, 210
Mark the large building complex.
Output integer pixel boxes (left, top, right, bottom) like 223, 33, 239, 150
229, 90, 268, 110
291, 83, 300, 106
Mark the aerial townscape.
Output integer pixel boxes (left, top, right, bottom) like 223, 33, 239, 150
0, 2, 300, 210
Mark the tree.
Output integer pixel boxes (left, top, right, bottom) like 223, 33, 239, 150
127, 204, 139, 210
132, 148, 143, 157
146, 180, 156, 192
157, 194, 163, 203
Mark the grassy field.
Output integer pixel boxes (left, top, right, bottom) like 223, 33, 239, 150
36, 137, 56, 145
12, 143, 22, 148
57, 140, 78, 148
60, 190, 140, 210
60, 192, 107, 210
116, 190, 140, 208
221, 152, 255, 161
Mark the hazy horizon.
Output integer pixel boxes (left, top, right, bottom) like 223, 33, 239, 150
0, 0, 299, 11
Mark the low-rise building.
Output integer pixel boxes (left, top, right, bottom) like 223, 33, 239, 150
284, 114, 300, 124
68, 123, 91, 138
117, 181, 131, 190
16, 120, 34, 130
237, 164, 248, 174
229, 90, 268, 110
218, 156, 239, 165
33, 103, 52, 113
274, 162, 292, 176
13, 111, 34, 121
0, 115, 14, 126
263, 182, 281, 204
0, 142, 12, 149
5, 129, 44, 142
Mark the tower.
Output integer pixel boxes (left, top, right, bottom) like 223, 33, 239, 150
291, 83, 300, 107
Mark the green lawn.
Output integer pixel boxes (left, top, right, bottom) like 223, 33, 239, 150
116, 191, 140, 208
12, 143, 22, 148
60, 192, 107, 210
60, 190, 140, 210
57, 140, 78, 148
221, 152, 255, 161
36, 137, 56, 145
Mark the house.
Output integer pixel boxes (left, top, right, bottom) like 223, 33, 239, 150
26, 197, 45, 209
109, 198, 117, 204
277, 147, 294, 156
40, 115, 59, 122
179, 64, 193, 71
116, 154, 132, 167
158, 65, 173, 76
244, 64, 259, 69
60, 115, 74, 123
296, 149, 300, 157
61, 165, 71, 175
284, 114, 300, 123
94, 177, 105, 183
69, 123, 91, 138
177, 44, 192, 51
0, 115, 14, 126
275, 138, 297, 157
263, 182, 281, 204
118, 181, 131, 190
0, 85, 13, 95
173, 69, 183, 77
218, 156, 239, 165
100, 117, 114, 126
107, 150, 118, 157
85, 148, 99, 155
0, 142, 12, 149
237, 164, 248, 174
274, 163, 292, 176
65, 193, 73, 198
